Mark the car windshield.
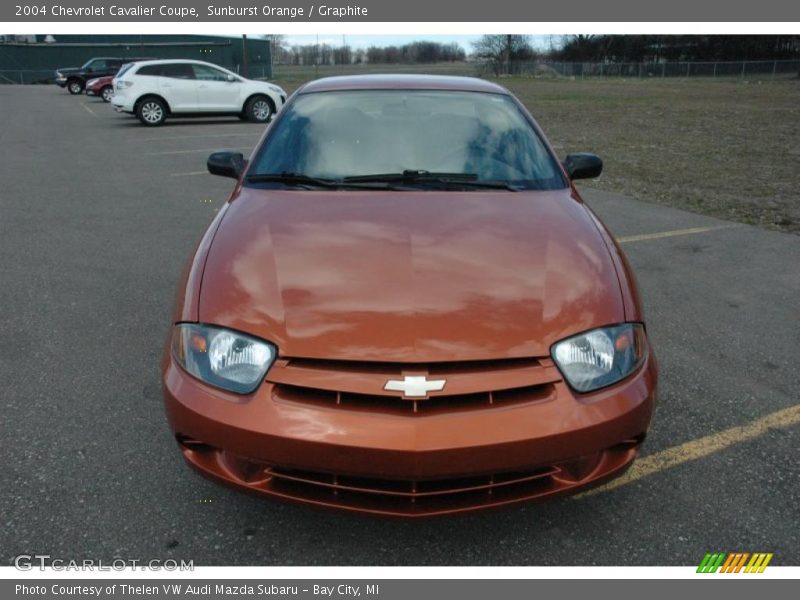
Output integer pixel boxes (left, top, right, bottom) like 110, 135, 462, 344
247, 89, 566, 191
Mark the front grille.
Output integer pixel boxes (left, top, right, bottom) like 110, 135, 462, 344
178, 437, 644, 517
274, 382, 556, 414
269, 464, 560, 497
267, 356, 562, 415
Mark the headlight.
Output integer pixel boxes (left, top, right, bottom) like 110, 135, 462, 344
172, 324, 277, 394
551, 323, 647, 393
267, 84, 285, 95
86, 78, 98, 87
116, 80, 133, 88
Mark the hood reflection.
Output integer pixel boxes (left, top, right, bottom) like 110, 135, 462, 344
199, 189, 624, 361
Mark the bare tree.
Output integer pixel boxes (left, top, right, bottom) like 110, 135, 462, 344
471, 35, 535, 75
264, 34, 288, 64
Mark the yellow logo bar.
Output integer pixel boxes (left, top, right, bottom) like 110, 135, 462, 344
744, 553, 773, 573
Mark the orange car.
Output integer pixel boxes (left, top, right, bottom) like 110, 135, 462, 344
162, 75, 657, 517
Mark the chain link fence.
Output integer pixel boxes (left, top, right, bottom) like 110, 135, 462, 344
478, 59, 800, 79
0, 69, 55, 84
4, 59, 799, 85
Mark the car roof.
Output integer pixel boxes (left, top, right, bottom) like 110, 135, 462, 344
298, 74, 510, 95
129, 59, 219, 67
86, 57, 145, 62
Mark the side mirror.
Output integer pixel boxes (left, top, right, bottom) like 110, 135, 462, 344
207, 151, 246, 179
226, 74, 237, 82
563, 153, 603, 180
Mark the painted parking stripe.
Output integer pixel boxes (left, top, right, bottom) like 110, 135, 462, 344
576, 403, 800, 498
80, 102, 98, 118
617, 224, 739, 244
170, 171, 208, 177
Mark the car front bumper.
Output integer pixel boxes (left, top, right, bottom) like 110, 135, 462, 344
111, 96, 134, 113
163, 350, 657, 517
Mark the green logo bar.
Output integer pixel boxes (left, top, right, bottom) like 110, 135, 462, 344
697, 553, 713, 573
697, 553, 726, 573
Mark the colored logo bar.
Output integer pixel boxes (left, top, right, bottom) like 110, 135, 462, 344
697, 553, 773, 573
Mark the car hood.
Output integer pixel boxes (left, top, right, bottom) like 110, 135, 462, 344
56, 67, 80, 74
254, 81, 284, 95
198, 188, 625, 362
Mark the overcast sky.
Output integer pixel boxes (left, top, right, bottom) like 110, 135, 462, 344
282, 34, 556, 52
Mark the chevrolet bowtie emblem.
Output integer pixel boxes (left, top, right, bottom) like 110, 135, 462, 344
384, 375, 446, 399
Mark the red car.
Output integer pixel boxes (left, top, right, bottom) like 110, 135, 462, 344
85, 75, 115, 102
162, 75, 658, 517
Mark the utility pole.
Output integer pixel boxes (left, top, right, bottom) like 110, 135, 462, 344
242, 34, 249, 78
506, 34, 512, 76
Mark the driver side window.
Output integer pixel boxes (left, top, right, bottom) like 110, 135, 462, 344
191, 65, 231, 82
88, 60, 109, 72
161, 63, 195, 80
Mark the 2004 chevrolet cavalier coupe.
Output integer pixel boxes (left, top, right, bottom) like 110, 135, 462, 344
162, 75, 658, 517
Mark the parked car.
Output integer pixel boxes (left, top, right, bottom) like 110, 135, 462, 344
54, 56, 152, 95
162, 75, 658, 517
111, 59, 287, 126
85, 75, 115, 102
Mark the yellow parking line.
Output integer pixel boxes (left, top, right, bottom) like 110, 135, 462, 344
617, 224, 738, 244
80, 103, 98, 118
576, 403, 800, 498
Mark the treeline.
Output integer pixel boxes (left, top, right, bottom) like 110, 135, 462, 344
365, 41, 466, 63
279, 44, 358, 66
557, 35, 800, 62
266, 34, 800, 68
273, 41, 466, 65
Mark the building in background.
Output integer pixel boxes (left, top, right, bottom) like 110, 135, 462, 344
0, 34, 273, 84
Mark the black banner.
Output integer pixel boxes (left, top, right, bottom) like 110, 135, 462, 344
4, 0, 800, 22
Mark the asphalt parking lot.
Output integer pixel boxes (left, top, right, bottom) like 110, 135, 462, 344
1, 85, 798, 566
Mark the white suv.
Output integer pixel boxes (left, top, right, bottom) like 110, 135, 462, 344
111, 59, 286, 126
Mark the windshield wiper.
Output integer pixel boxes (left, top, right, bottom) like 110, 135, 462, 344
246, 170, 520, 192
440, 179, 521, 191
245, 172, 341, 189
245, 172, 403, 191
342, 170, 475, 183
342, 170, 520, 191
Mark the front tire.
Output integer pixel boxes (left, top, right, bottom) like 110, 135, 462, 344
67, 79, 84, 95
100, 86, 114, 103
244, 95, 273, 123
136, 97, 167, 126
